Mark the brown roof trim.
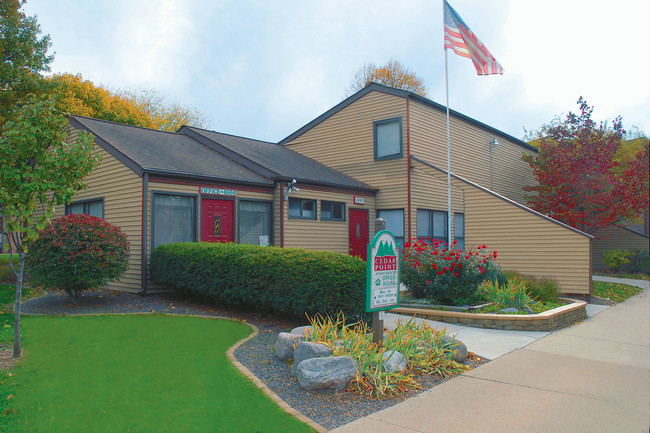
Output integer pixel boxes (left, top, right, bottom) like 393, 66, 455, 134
68, 115, 144, 177
410, 155, 593, 239
279, 83, 538, 154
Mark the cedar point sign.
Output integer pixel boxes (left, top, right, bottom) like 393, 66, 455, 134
366, 230, 401, 312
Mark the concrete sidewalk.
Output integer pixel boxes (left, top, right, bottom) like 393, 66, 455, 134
331, 287, 650, 432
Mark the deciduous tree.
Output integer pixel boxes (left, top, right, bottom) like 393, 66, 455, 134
0, 0, 52, 125
523, 97, 649, 236
0, 95, 99, 357
346, 59, 427, 97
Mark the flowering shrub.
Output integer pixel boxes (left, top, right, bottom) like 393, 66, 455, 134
400, 238, 499, 305
26, 214, 130, 300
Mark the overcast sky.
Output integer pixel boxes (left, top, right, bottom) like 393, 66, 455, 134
22, 0, 650, 143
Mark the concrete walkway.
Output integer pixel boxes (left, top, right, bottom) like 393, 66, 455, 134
331, 283, 649, 432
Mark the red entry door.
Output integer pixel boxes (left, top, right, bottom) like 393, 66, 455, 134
201, 198, 234, 243
349, 209, 369, 260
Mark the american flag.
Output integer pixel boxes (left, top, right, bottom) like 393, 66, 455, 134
444, 1, 504, 76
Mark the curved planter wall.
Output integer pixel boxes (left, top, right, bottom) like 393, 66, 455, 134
392, 298, 587, 332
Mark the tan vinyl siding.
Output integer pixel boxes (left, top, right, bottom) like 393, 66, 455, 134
61, 129, 144, 292
409, 100, 537, 205
283, 187, 375, 254
412, 160, 591, 295
592, 225, 650, 270
410, 165, 465, 241
284, 91, 408, 224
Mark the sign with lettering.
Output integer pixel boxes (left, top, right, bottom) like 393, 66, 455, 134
200, 186, 237, 197
366, 230, 400, 312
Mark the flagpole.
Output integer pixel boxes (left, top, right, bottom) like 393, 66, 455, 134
444, 35, 452, 248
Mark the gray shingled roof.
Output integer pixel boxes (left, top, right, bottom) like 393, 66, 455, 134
70, 115, 273, 186
181, 127, 375, 191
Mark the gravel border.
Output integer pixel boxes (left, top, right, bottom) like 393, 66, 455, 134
19, 289, 486, 430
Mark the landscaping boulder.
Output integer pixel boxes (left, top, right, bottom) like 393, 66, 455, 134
275, 332, 306, 361
292, 341, 332, 374
381, 350, 407, 372
441, 335, 468, 363
290, 325, 314, 338
295, 356, 359, 391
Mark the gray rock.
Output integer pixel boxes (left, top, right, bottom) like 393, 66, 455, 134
292, 341, 332, 374
499, 307, 519, 314
290, 325, 314, 338
381, 350, 407, 372
296, 356, 360, 391
275, 332, 306, 361
441, 334, 468, 363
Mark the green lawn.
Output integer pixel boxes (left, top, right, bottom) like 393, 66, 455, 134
2, 314, 315, 433
592, 281, 642, 303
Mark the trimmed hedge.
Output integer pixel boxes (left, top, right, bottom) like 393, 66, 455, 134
150, 242, 369, 322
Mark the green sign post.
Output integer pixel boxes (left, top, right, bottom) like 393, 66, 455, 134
366, 230, 400, 343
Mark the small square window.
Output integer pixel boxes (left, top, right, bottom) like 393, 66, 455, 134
374, 117, 403, 160
321, 201, 345, 221
288, 198, 317, 220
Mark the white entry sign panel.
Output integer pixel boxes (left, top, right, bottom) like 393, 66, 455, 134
366, 230, 401, 312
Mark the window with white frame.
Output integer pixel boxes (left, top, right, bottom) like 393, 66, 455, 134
288, 198, 317, 220
374, 117, 403, 160
152, 193, 196, 249
377, 209, 404, 247
321, 200, 345, 221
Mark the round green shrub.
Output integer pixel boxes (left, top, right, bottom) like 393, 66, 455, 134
26, 214, 130, 300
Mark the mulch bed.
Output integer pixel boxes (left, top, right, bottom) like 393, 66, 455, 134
11, 289, 487, 430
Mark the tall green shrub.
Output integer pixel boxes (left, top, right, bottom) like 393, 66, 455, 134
26, 214, 130, 300
150, 242, 369, 322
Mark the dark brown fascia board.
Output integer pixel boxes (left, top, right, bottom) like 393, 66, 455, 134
278, 83, 538, 154
68, 115, 144, 177
274, 177, 378, 196
142, 169, 275, 190
410, 155, 593, 239
178, 126, 280, 180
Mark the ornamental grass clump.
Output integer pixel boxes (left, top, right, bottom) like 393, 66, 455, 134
480, 278, 533, 311
307, 314, 465, 398
400, 238, 500, 306
26, 214, 130, 301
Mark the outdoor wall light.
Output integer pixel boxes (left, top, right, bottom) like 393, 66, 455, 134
284, 179, 299, 200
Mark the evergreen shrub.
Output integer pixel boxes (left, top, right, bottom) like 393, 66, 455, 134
150, 242, 369, 321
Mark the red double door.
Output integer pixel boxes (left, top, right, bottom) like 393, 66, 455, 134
201, 198, 234, 243
348, 209, 369, 260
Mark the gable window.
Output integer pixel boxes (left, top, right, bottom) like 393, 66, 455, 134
288, 198, 316, 220
417, 209, 448, 244
374, 117, 403, 160
66, 198, 104, 218
152, 192, 196, 249
239, 200, 272, 246
321, 200, 345, 221
454, 213, 465, 250
377, 209, 404, 247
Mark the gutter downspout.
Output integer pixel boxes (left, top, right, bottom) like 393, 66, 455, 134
280, 182, 285, 247
139, 173, 149, 295
407, 98, 412, 239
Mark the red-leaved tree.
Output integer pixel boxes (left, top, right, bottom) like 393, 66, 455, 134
523, 97, 649, 236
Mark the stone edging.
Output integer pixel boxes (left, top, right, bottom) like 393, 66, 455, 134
20, 310, 328, 433
392, 298, 587, 332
